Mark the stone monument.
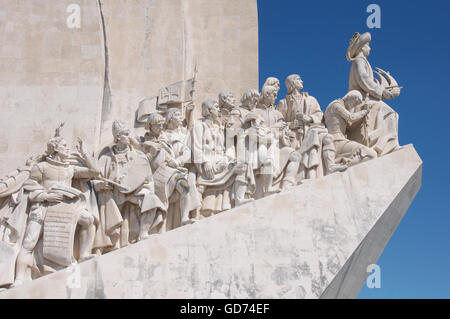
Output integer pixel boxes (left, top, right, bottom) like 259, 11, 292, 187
0, 1, 421, 299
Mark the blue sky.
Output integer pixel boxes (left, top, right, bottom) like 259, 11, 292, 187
257, 0, 450, 298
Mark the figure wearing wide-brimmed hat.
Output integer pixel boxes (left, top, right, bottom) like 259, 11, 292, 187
346, 32, 402, 156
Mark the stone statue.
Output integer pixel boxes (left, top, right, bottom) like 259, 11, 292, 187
0, 157, 41, 288
218, 91, 240, 121
262, 77, 281, 93
277, 74, 323, 145
94, 120, 165, 251
14, 129, 100, 286
346, 32, 402, 156
254, 85, 285, 129
239, 88, 260, 118
190, 99, 247, 215
141, 111, 201, 230
0, 28, 409, 289
324, 91, 378, 166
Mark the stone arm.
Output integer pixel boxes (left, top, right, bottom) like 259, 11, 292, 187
277, 99, 288, 120
27, 164, 48, 203
353, 58, 384, 100
75, 138, 101, 178
191, 122, 207, 168
334, 102, 368, 124
73, 166, 100, 180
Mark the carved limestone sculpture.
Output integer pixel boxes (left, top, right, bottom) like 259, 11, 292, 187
0, 29, 409, 292
346, 32, 402, 156
13, 129, 100, 287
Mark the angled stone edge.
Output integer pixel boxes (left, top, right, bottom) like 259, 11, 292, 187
0, 144, 422, 299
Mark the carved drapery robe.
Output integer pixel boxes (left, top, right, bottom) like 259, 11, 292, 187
142, 128, 201, 230
190, 118, 238, 214
95, 146, 164, 249
348, 56, 400, 155
277, 92, 323, 144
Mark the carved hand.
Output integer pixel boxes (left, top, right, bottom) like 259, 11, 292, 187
94, 181, 113, 192
202, 162, 215, 180
168, 158, 180, 168
76, 137, 88, 158
298, 113, 312, 123
185, 102, 195, 112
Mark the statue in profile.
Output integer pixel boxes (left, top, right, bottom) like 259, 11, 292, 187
277, 74, 323, 145
346, 32, 402, 156
14, 125, 100, 286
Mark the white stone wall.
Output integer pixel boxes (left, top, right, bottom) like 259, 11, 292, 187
0, 0, 258, 175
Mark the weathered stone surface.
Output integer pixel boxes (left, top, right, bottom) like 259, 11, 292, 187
0, 0, 258, 175
0, 144, 422, 299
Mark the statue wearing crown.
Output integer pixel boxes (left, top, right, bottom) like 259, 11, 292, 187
346, 32, 402, 156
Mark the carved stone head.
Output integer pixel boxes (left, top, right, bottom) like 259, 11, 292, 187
285, 74, 303, 93
201, 99, 220, 120
147, 113, 165, 135
218, 91, 236, 110
342, 90, 364, 109
241, 89, 260, 111
112, 120, 130, 145
165, 107, 183, 129
262, 77, 280, 93
346, 32, 371, 61
46, 136, 70, 159
261, 85, 278, 108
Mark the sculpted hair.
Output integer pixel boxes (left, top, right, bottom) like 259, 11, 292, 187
285, 74, 300, 93
263, 77, 280, 89
165, 107, 181, 123
218, 91, 233, 108
146, 113, 165, 130
201, 99, 218, 117
240, 89, 259, 105
261, 85, 277, 97
46, 137, 65, 155
343, 90, 363, 103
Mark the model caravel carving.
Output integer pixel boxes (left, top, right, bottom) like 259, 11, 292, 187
0, 32, 403, 289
